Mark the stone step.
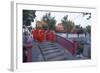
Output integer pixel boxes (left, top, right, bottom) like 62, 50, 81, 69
45, 51, 64, 59
40, 44, 56, 48
43, 45, 56, 48
41, 47, 58, 51
42, 44, 56, 46
43, 42, 55, 45
42, 49, 61, 55
48, 55, 66, 61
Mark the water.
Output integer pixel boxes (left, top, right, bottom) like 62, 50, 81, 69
57, 33, 86, 38
56, 33, 91, 44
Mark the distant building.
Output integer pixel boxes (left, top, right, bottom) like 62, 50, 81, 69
56, 23, 64, 32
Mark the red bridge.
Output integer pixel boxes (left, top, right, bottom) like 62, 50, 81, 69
23, 30, 78, 62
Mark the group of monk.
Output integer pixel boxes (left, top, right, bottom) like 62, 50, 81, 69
32, 29, 56, 42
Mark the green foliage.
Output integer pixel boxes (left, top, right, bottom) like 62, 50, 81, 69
60, 13, 91, 33
61, 15, 68, 24
42, 13, 56, 30
77, 43, 84, 54
28, 26, 32, 32
75, 25, 85, 34
61, 15, 75, 32
23, 10, 36, 26
86, 25, 91, 34
82, 12, 91, 20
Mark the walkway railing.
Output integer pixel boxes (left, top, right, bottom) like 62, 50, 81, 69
55, 35, 77, 56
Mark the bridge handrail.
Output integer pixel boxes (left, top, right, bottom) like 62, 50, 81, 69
56, 35, 77, 56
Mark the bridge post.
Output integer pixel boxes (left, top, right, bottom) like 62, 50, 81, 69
72, 41, 78, 56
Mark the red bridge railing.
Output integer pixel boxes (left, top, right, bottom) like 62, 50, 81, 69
55, 35, 77, 56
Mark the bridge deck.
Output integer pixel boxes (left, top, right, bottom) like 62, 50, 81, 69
32, 41, 74, 62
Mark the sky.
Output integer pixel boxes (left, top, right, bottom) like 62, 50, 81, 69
31, 10, 91, 28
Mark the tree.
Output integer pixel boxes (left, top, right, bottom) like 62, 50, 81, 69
61, 15, 75, 32
23, 10, 36, 26
61, 15, 68, 31
82, 12, 91, 20
74, 25, 84, 38
28, 26, 33, 32
86, 25, 91, 34
41, 13, 56, 30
